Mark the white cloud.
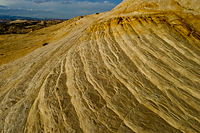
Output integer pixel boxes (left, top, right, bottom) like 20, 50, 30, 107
0, 5, 7, 8
0, 0, 116, 19
33, 0, 51, 4
59, 1, 71, 4
104, 1, 109, 4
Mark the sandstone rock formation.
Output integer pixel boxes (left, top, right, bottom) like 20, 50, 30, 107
0, 0, 200, 132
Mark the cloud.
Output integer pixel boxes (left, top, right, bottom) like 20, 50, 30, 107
29, 0, 71, 4
33, 0, 51, 4
59, 1, 71, 4
0, 8, 53, 18
0, 5, 7, 8
0, 0, 117, 19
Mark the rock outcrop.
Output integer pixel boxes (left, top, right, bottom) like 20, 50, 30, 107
0, 0, 200, 132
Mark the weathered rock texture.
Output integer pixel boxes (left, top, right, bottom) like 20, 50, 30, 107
0, 0, 200, 132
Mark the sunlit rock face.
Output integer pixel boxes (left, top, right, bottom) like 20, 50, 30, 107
111, 0, 200, 13
0, 0, 200, 133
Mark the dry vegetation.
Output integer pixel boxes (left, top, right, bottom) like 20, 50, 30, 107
0, 19, 81, 65
0, 20, 64, 34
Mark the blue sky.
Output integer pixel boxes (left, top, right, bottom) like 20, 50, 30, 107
0, 0, 122, 19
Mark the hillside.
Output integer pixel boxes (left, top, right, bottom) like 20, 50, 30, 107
0, 17, 79, 66
0, 0, 200, 133
0, 20, 64, 34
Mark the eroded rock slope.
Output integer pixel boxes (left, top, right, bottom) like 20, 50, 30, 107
0, 0, 200, 132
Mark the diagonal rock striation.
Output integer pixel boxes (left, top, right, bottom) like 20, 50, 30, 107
0, 0, 200, 132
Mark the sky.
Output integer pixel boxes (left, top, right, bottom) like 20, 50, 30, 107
0, 0, 122, 19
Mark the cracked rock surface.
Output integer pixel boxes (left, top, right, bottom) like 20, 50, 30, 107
0, 0, 200, 132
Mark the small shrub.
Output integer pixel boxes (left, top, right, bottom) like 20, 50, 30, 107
42, 43, 48, 46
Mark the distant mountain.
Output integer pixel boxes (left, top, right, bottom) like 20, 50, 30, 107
0, 15, 38, 20
0, 14, 66, 22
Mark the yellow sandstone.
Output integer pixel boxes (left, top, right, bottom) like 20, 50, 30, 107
0, 0, 200, 132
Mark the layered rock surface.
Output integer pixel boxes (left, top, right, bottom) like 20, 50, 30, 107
0, 0, 200, 132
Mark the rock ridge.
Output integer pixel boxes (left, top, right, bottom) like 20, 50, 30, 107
0, 0, 200, 133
